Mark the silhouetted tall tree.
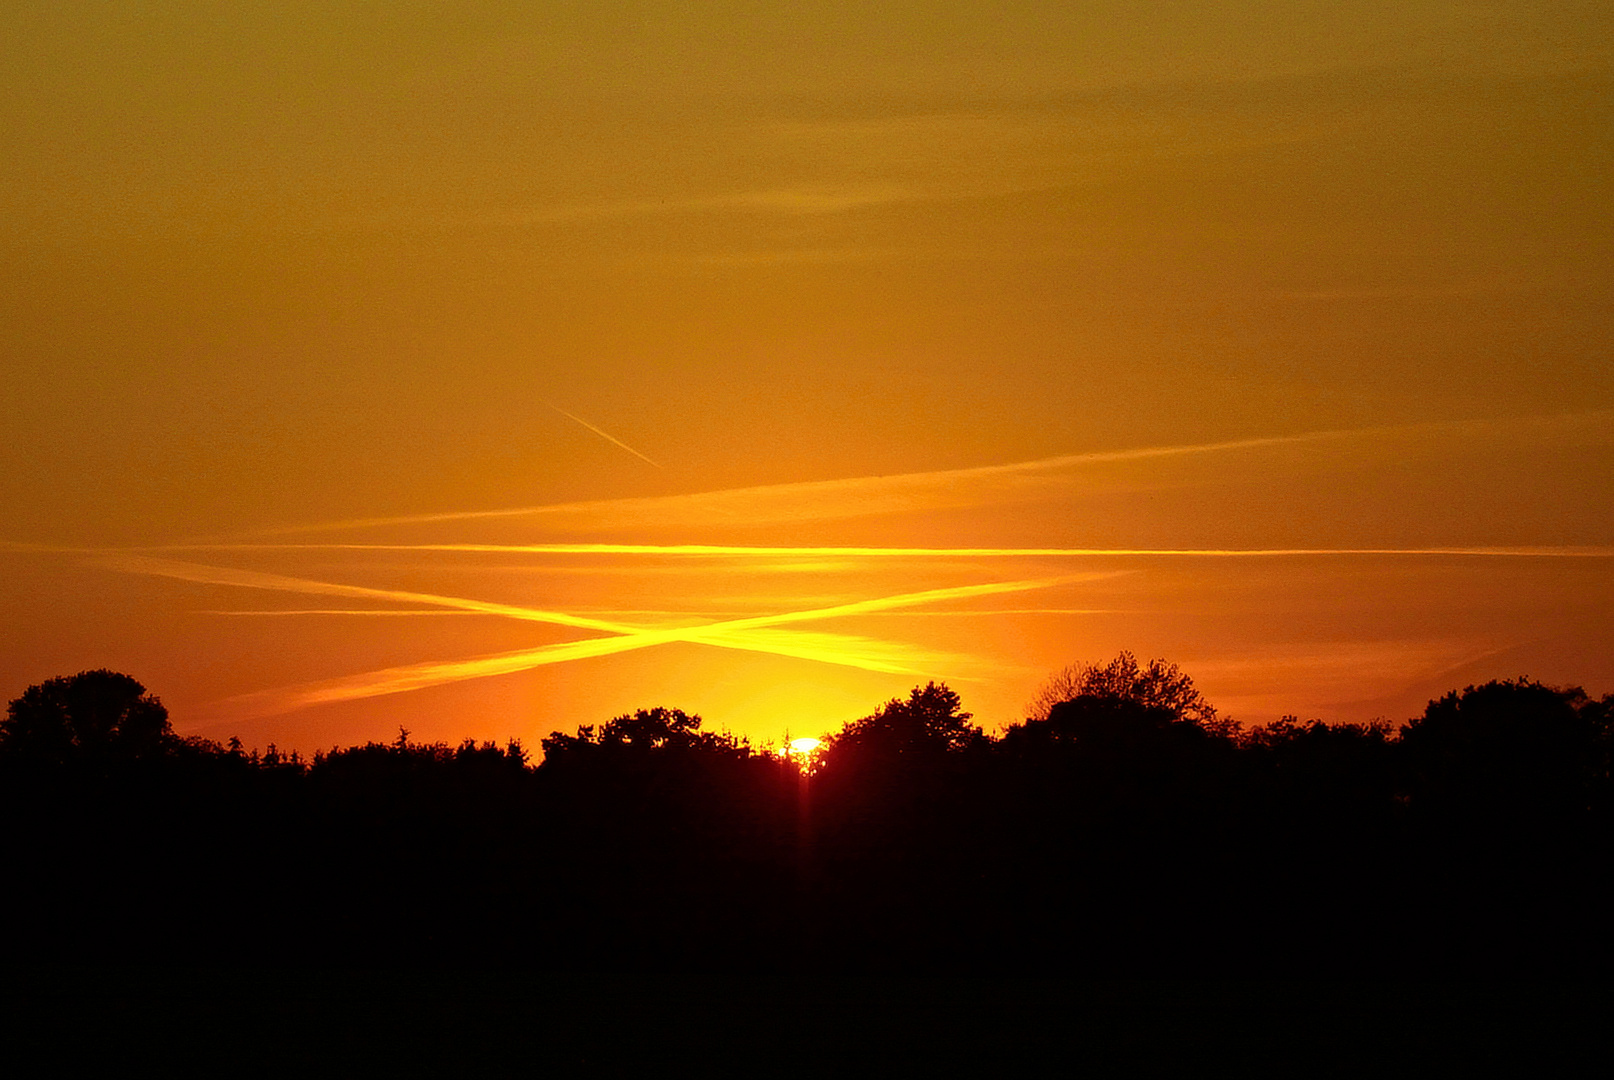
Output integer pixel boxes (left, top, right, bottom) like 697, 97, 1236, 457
819, 682, 982, 766
1026, 651, 1222, 730
0, 669, 175, 767
1401, 679, 1600, 820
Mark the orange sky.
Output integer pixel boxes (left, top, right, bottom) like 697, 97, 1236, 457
3, 3, 1610, 752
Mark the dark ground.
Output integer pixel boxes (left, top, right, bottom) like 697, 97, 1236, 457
2, 966, 1607, 1077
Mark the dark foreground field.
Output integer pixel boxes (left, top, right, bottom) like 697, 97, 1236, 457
4, 967, 1609, 1076
3, 669, 1611, 1072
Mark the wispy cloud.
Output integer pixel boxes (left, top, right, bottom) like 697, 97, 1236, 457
234, 410, 1612, 539
506, 183, 929, 225
243, 430, 1344, 536
1189, 638, 1531, 721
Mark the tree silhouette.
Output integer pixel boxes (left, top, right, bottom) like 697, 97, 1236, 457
1401, 679, 1600, 820
541, 706, 746, 760
1006, 652, 1233, 768
0, 662, 1609, 977
1026, 651, 1221, 728
1008, 694, 1181, 751
1240, 714, 1399, 821
0, 669, 175, 767
820, 682, 982, 764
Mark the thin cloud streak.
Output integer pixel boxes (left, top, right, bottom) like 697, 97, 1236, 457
514, 183, 925, 224
870, 608, 1123, 616
198, 609, 484, 617
217, 576, 1069, 717
244, 430, 1353, 536
196, 606, 1123, 620
547, 404, 664, 469
230, 410, 1614, 538
137, 543, 1614, 558
97, 555, 638, 634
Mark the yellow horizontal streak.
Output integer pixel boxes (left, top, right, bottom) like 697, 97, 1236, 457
140, 543, 1614, 558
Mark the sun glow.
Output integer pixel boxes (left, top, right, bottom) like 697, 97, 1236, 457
777, 735, 825, 773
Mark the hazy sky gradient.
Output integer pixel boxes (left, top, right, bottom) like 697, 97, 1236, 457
3, 3, 1609, 749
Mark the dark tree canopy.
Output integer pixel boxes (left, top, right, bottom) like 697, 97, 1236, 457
1, 664, 1611, 979
1006, 694, 1182, 752
541, 706, 744, 760
1027, 650, 1220, 728
1401, 678, 1602, 817
0, 669, 174, 765
312, 729, 530, 789
1005, 652, 1234, 765
821, 681, 983, 763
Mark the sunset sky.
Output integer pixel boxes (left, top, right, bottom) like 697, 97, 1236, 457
3, 3, 1610, 753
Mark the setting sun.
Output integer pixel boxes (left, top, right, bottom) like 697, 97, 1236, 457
777, 735, 825, 774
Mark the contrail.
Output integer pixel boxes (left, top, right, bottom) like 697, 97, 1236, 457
236, 429, 1347, 536
97, 554, 908, 667
547, 404, 663, 469
202, 606, 1123, 618
215, 576, 1068, 716
96, 555, 641, 634
214, 408, 1614, 538
97, 554, 1061, 677
119, 542, 1614, 559
196, 609, 484, 617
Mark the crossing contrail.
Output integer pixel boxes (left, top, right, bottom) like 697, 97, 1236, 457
211, 576, 1067, 716
94, 554, 1065, 690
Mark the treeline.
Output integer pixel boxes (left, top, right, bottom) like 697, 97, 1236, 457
1, 658, 1611, 976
